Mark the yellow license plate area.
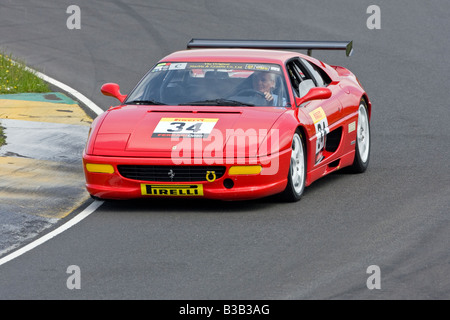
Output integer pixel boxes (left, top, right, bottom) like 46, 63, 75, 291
141, 184, 204, 196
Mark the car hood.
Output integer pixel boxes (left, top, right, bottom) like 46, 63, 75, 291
92, 105, 286, 158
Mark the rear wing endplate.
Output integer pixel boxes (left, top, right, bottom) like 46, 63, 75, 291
187, 39, 353, 57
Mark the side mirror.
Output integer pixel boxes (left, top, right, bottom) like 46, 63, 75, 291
295, 87, 332, 106
101, 83, 127, 103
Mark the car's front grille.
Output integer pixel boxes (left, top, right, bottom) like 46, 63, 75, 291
117, 165, 226, 182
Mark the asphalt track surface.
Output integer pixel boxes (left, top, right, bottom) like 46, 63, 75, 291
1, 0, 449, 299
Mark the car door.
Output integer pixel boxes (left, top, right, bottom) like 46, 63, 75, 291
287, 58, 343, 166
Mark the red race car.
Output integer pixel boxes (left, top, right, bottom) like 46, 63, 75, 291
83, 39, 371, 202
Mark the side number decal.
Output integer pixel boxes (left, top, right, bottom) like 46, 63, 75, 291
309, 107, 329, 164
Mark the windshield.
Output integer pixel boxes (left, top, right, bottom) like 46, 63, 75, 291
125, 62, 290, 107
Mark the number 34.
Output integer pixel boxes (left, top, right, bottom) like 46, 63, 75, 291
166, 122, 202, 133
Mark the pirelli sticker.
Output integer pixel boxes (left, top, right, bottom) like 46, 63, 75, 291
152, 118, 218, 138
309, 107, 326, 123
141, 184, 204, 196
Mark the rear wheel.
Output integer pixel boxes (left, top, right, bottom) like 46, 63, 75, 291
349, 100, 370, 173
281, 131, 306, 202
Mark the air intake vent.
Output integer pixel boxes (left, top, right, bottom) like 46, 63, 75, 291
117, 165, 226, 182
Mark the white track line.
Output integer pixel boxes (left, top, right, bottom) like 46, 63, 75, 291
0, 201, 103, 266
30, 68, 105, 116
0, 65, 105, 266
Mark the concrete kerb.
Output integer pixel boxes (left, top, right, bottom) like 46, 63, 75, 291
0, 67, 104, 257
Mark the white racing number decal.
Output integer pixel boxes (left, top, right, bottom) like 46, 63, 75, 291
309, 107, 329, 164
152, 118, 218, 138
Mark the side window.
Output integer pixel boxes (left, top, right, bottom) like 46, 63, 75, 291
287, 59, 319, 99
287, 59, 310, 93
288, 58, 330, 100
300, 59, 331, 87
293, 59, 316, 98
286, 61, 301, 97
292, 61, 307, 82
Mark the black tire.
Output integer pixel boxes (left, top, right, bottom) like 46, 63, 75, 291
349, 99, 370, 173
280, 131, 306, 202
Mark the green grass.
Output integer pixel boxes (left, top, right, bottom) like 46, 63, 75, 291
1, 49, 51, 146
0, 125, 5, 147
0, 49, 51, 94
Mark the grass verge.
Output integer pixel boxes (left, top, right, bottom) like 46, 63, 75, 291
0, 49, 50, 94
0, 126, 5, 147
1, 49, 52, 147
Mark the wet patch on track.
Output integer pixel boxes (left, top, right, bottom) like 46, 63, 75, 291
0, 92, 93, 256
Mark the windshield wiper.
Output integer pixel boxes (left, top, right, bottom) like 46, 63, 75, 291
126, 99, 166, 105
179, 99, 254, 106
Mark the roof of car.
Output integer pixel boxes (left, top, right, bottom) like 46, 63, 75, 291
160, 49, 301, 64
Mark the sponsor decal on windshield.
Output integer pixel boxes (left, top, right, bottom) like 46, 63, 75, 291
151, 62, 282, 73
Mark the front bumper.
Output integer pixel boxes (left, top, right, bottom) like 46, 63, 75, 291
82, 149, 291, 201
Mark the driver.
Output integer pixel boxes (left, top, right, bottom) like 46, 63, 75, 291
252, 72, 276, 103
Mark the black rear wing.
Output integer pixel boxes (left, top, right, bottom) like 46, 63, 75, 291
187, 39, 353, 57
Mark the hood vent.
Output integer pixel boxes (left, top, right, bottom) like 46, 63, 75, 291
147, 110, 241, 114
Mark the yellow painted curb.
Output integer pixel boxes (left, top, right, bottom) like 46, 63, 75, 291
0, 156, 90, 219
0, 99, 91, 125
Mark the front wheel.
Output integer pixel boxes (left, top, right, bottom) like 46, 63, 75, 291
349, 100, 370, 173
280, 131, 306, 202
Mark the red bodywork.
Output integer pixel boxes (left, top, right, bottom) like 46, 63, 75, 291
83, 49, 371, 200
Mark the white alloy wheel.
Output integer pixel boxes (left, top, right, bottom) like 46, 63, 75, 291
290, 133, 305, 195
350, 99, 370, 173
357, 103, 370, 163
281, 131, 306, 202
